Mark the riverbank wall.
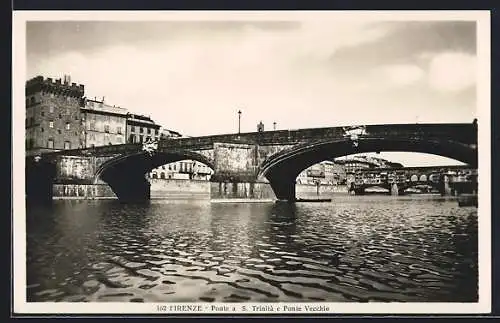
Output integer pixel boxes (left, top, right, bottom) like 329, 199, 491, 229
296, 184, 348, 195
52, 184, 117, 200
51, 180, 349, 200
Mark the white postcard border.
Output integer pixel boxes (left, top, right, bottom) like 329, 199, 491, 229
12, 10, 492, 315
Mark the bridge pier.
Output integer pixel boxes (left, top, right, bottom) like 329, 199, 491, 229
269, 178, 296, 201
354, 187, 365, 195
101, 170, 151, 203
390, 183, 400, 196
439, 175, 453, 196
209, 180, 276, 200
26, 159, 56, 205
110, 176, 150, 203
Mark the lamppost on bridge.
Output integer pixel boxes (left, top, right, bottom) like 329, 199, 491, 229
273, 122, 277, 130
237, 110, 242, 134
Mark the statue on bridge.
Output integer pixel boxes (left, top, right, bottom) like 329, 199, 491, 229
142, 138, 158, 156
342, 125, 366, 148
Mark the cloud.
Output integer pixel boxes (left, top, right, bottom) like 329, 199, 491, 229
427, 52, 476, 92
374, 64, 425, 87
28, 21, 390, 131
27, 21, 477, 137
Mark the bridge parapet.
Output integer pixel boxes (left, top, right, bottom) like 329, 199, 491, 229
35, 122, 477, 160
158, 123, 477, 149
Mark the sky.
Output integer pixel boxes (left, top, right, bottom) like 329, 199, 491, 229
26, 18, 478, 167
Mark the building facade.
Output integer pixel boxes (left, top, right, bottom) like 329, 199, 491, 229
296, 161, 346, 185
334, 155, 404, 185
160, 128, 182, 139
127, 114, 161, 144
80, 98, 128, 147
150, 128, 215, 181
25, 75, 85, 155
150, 160, 213, 181
334, 155, 403, 174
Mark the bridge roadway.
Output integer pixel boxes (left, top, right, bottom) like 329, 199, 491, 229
26, 122, 478, 202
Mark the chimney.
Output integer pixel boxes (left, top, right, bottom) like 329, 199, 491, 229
63, 74, 71, 85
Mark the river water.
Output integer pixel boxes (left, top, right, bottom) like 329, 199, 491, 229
26, 194, 478, 303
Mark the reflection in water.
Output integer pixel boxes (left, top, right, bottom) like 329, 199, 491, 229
26, 195, 478, 302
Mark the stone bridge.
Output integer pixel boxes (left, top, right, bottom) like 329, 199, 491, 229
349, 165, 478, 196
25, 122, 478, 203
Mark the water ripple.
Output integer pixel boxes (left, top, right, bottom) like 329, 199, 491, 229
26, 195, 478, 302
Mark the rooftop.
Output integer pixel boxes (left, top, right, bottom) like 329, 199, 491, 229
25, 75, 85, 96
127, 113, 160, 127
81, 97, 128, 116
26, 75, 84, 89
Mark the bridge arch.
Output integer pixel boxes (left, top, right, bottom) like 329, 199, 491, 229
258, 136, 477, 200
94, 149, 214, 201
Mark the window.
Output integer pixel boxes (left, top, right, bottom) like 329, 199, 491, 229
47, 139, 54, 149
58, 129, 62, 134
139, 135, 143, 143
104, 125, 110, 133
140, 127, 143, 133
147, 128, 151, 134
168, 165, 172, 170
152, 173, 158, 179
66, 122, 70, 130
117, 126, 122, 134
146, 137, 151, 142
30, 97, 35, 105
59, 114, 62, 119
116, 136, 122, 144
161, 165, 165, 170
131, 126, 135, 132
41, 111, 45, 117
155, 129, 159, 135
49, 106, 54, 113
41, 128, 44, 132
64, 141, 71, 150
49, 121, 54, 128
129, 134, 135, 143
160, 172, 165, 179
